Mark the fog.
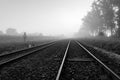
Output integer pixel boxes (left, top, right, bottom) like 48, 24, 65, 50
0, 0, 94, 37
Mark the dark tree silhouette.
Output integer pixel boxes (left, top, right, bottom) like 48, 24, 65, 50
98, 31, 105, 36
6, 28, 18, 35
111, 0, 120, 37
81, 0, 119, 37
0, 31, 3, 35
82, 1, 104, 33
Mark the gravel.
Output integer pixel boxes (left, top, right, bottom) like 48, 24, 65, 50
0, 40, 68, 80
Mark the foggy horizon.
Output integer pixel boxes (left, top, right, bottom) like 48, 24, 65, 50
0, 0, 94, 37
1, 0, 120, 80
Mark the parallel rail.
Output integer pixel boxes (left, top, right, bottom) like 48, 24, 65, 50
0, 41, 56, 66
76, 40, 120, 80
55, 40, 120, 80
1, 40, 120, 80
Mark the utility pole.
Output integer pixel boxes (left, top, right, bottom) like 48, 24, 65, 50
23, 32, 27, 43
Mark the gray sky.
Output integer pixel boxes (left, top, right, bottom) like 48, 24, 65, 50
0, 0, 94, 37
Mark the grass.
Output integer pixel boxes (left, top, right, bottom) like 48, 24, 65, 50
79, 37, 120, 54
0, 38, 53, 55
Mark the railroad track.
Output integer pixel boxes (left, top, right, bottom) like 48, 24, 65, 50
0, 40, 120, 80
55, 40, 120, 80
0, 41, 56, 66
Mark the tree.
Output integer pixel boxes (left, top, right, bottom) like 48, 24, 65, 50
98, 0, 115, 34
111, 0, 120, 37
0, 31, 3, 35
82, 0, 104, 34
98, 31, 105, 36
6, 28, 18, 35
82, 0, 117, 37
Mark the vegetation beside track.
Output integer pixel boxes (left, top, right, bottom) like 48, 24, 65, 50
0, 40, 53, 55
78, 37, 120, 54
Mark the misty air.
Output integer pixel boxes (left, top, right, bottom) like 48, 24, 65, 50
0, 0, 120, 80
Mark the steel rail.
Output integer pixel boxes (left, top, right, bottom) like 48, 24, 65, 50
0, 40, 57, 57
0, 41, 56, 66
55, 40, 70, 80
75, 40, 120, 80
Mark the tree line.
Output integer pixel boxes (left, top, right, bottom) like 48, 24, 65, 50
82, 0, 120, 37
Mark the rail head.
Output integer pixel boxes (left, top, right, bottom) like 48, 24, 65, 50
55, 40, 70, 80
75, 40, 120, 80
